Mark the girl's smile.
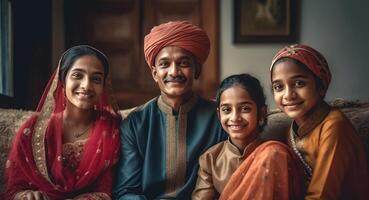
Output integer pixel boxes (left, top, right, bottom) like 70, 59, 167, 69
219, 85, 260, 150
272, 60, 323, 125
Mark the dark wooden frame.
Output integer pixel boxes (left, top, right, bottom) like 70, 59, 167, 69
234, 0, 298, 43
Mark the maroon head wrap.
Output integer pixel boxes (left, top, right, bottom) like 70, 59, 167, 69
144, 21, 210, 67
271, 44, 331, 90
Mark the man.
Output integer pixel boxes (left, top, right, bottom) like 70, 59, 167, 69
113, 21, 226, 199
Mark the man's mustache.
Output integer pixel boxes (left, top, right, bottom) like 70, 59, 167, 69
164, 76, 187, 83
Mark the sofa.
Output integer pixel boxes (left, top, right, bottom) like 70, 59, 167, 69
1, 99, 368, 191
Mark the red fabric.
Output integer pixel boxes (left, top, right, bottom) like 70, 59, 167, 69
144, 21, 210, 67
219, 141, 305, 200
3, 68, 121, 199
271, 44, 331, 91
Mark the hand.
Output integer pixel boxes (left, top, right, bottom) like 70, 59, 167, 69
14, 190, 49, 200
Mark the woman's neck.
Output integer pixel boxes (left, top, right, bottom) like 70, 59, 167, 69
63, 104, 94, 126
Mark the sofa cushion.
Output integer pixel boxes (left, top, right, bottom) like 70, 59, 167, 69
0, 108, 33, 191
0, 99, 368, 191
262, 99, 369, 163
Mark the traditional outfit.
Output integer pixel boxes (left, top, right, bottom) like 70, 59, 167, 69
192, 138, 304, 200
113, 21, 226, 199
3, 47, 121, 200
288, 101, 369, 199
271, 44, 369, 200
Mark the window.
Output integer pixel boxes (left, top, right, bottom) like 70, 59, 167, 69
0, 0, 13, 96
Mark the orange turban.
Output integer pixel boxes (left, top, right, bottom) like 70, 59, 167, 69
144, 21, 210, 67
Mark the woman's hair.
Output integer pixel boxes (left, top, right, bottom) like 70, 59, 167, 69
59, 45, 109, 84
216, 73, 267, 128
273, 57, 324, 91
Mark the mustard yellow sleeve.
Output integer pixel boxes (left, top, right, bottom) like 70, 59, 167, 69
305, 119, 353, 200
192, 153, 217, 200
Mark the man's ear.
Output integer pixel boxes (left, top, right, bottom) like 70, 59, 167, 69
194, 62, 202, 79
150, 65, 158, 82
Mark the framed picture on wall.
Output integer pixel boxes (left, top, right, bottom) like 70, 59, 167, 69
234, 0, 298, 43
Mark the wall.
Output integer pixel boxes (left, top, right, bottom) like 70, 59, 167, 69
220, 0, 369, 108
12, 0, 52, 109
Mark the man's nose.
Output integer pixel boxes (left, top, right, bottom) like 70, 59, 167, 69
168, 63, 181, 76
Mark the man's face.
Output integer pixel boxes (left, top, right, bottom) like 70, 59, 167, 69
151, 46, 199, 100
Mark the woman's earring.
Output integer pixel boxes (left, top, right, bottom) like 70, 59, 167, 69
94, 104, 98, 110
63, 89, 66, 108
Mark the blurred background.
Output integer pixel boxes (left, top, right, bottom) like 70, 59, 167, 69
0, 0, 368, 110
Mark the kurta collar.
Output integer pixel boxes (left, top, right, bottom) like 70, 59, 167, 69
293, 101, 331, 137
157, 94, 198, 115
226, 136, 263, 157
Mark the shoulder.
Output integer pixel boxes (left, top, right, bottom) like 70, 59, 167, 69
324, 108, 349, 123
12, 113, 43, 147
199, 141, 226, 165
314, 109, 364, 153
196, 97, 217, 110
16, 112, 41, 135
320, 108, 356, 135
190, 97, 218, 120
121, 97, 158, 122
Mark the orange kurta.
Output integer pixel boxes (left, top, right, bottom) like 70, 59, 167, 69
289, 102, 369, 200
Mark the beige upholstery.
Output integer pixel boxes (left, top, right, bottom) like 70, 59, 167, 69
0, 99, 368, 191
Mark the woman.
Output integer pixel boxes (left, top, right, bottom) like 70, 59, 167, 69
4, 45, 121, 200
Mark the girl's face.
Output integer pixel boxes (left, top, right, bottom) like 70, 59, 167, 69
271, 60, 323, 125
219, 85, 259, 148
65, 55, 105, 110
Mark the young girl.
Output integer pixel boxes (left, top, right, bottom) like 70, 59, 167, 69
192, 74, 304, 200
270, 44, 369, 199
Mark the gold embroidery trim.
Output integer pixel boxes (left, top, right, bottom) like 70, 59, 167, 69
158, 94, 196, 196
157, 95, 198, 115
176, 112, 187, 193
32, 68, 60, 184
165, 114, 177, 195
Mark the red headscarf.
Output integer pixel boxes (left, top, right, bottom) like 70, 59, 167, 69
270, 44, 332, 91
4, 46, 121, 199
144, 21, 210, 67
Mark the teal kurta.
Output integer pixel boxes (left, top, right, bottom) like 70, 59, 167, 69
113, 95, 226, 200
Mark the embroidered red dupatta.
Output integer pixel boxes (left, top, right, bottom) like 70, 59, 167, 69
4, 61, 121, 199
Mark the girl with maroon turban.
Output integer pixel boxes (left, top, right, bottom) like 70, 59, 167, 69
270, 44, 369, 199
